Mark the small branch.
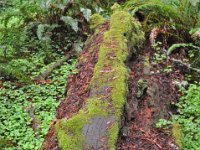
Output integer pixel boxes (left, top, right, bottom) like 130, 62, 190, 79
171, 58, 200, 74
34, 55, 71, 80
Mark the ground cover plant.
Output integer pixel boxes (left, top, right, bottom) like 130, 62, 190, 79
156, 83, 200, 150
0, 60, 76, 149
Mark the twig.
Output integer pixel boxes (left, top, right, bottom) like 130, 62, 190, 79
171, 58, 200, 74
34, 55, 71, 80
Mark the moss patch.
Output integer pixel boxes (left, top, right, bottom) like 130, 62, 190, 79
55, 5, 144, 150
55, 99, 109, 150
136, 79, 148, 98
172, 123, 183, 149
111, 3, 122, 12
90, 14, 106, 30
108, 122, 119, 150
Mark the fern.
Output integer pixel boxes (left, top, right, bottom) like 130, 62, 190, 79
60, 16, 79, 32
0, 2, 43, 27
0, 64, 31, 83
124, 0, 200, 39
167, 43, 200, 55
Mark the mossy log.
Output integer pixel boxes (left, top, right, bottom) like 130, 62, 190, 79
55, 7, 144, 150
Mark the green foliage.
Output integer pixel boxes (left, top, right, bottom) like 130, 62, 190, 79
163, 65, 173, 73
60, 16, 79, 32
80, 7, 92, 22
124, 0, 200, 41
152, 41, 167, 63
0, 59, 76, 150
156, 83, 200, 150
173, 83, 200, 149
0, 0, 119, 82
156, 119, 172, 128
167, 43, 200, 55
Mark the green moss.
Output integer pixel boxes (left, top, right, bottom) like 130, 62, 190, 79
110, 11, 133, 35
90, 14, 106, 30
144, 56, 150, 67
108, 123, 119, 150
172, 123, 183, 149
56, 7, 144, 150
55, 117, 87, 150
136, 79, 148, 98
111, 3, 122, 12
55, 99, 109, 149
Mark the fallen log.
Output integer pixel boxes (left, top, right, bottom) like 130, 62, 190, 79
54, 6, 144, 150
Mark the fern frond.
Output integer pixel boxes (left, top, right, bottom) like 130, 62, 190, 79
167, 43, 200, 55
124, 0, 199, 32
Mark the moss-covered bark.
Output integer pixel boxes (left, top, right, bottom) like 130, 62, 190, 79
55, 5, 144, 150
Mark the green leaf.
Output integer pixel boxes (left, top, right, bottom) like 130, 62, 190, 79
188, 0, 199, 6
61, 16, 78, 32
37, 24, 45, 40
80, 7, 92, 22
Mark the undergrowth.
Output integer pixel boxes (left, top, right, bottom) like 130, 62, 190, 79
124, 0, 200, 42
156, 83, 200, 150
0, 59, 76, 150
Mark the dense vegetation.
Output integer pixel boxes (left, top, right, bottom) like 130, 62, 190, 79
0, 0, 200, 149
124, 1, 200, 149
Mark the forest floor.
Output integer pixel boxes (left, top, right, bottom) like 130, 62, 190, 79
116, 46, 184, 150
43, 22, 186, 150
